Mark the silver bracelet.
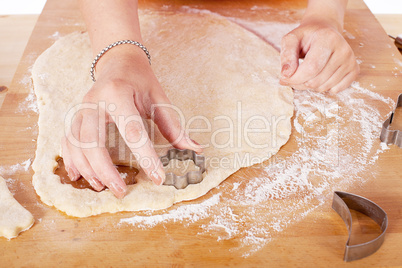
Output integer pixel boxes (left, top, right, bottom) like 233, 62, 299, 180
90, 40, 151, 82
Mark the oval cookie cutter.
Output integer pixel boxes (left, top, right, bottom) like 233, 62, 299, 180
161, 148, 206, 189
380, 93, 402, 147
332, 191, 388, 262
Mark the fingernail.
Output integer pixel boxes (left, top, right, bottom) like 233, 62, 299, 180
190, 138, 203, 152
88, 177, 104, 191
184, 133, 202, 150
190, 139, 200, 146
66, 168, 73, 179
110, 182, 126, 194
281, 64, 290, 77
151, 169, 165, 185
68, 168, 80, 181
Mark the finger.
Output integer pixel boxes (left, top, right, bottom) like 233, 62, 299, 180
291, 63, 356, 94
314, 64, 345, 93
282, 41, 333, 86
66, 141, 106, 192
301, 53, 342, 91
280, 32, 301, 78
150, 92, 203, 153
111, 98, 166, 185
328, 70, 358, 94
61, 137, 80, 181
292, 64, 346, 93
66, 111, 105, 191
314, 50, 358, 93
79, 108, 126, 197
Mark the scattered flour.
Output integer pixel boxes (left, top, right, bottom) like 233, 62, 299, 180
380, 142, 390, 151
17, 92, 39, 114
21, 159, 32, 171
49, 31, 61, 40
120, 83, 394, 257
118, 8, 396, 258
394, 58, 402, 67
343, 30, 356, 40
0, 159, 32, 176
19, 66, 33, 87
120, 194, 221, 228
17, 52, 40, 114
350, 81, 394, 104
232, 182, 241, 191
18, 6, 394, 258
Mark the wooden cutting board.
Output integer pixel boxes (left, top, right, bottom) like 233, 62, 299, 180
1, 0, 402, 266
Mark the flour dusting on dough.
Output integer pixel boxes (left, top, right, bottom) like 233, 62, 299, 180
30, 7, 395, 257
120, 81, 394, 257
31, 12, 293, 217
118, 8, 395, 257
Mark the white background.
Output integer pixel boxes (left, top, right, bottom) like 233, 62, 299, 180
0, 0, 402, 15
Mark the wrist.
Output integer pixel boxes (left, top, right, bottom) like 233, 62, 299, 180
303, 0, 347, 32
94, 43, 151, 78
301, 15, 343, 32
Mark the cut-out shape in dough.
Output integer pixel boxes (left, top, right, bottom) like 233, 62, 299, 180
54, 158, 138, 191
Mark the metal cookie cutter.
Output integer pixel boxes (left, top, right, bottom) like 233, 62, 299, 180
332, 191, 388, 262
380, 93, 402, 147
160, 148, 206, 189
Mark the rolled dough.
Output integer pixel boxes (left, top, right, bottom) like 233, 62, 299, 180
0, 176, 34, 239
31, 12, 293, 217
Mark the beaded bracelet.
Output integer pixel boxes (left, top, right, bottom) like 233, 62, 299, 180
90, 40, 151, 82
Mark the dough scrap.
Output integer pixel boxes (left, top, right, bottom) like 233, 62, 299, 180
0, 176, 34, 239
31, 12, 293, 217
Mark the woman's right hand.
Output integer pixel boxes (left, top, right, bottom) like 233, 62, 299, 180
61, 45, 202, 198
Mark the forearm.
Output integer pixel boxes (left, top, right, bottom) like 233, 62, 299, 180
303, 0, 348, 32
80, 0, 145, 72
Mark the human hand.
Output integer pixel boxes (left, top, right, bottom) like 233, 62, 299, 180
61, 46, 202, 198
279, 20, 359, 94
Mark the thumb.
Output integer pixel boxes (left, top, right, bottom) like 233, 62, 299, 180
280, 31, 301, 79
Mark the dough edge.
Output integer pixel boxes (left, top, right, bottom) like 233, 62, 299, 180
31, 12, 294, 217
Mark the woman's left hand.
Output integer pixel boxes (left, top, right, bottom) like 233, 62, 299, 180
279, 20, 359, 94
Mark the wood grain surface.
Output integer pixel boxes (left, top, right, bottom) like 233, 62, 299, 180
0, 14, 39, 88
1, 0, 402, 266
